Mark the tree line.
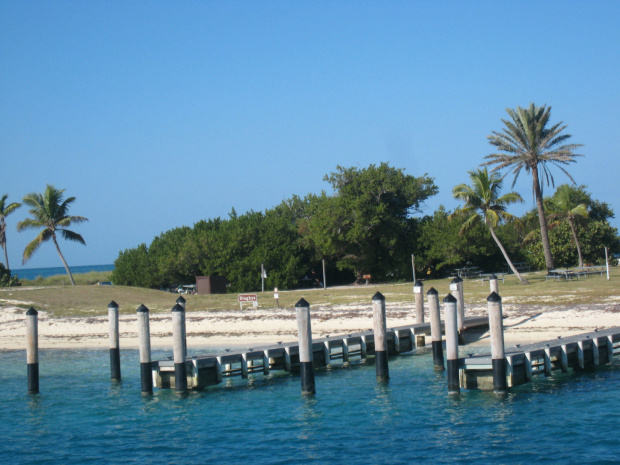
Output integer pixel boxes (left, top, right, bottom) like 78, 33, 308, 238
109, 103, 618, 291
2, 103, 618, 289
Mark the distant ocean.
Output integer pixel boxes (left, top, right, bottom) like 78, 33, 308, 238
11, 264, 114, 281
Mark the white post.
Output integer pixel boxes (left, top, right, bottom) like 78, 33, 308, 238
26, 308, 39, 394
137, 304, 153, 395
414, 280, 425, 347
605, 247, 610, 280
172, 304, 187, 392
322, 259, 327, 289
443, 294, 459, 394
261, 264, 265, 292
295, 298, 315, 394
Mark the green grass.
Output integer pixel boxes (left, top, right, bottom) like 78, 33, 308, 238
1, 267, 618, 318
21, 271, 113, 287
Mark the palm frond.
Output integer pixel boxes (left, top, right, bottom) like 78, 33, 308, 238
22, 229, 53, 264
59, 229, 86, 245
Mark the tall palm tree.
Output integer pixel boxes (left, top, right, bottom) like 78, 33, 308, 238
17, 185, 88, 286
451, 168, 528, 284
547, 184, 590, 268
483, 103, 583, 271
0, 194, 22, 273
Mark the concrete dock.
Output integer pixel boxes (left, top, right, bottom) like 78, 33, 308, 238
460, 327, 620, 390
152, 316, 490, 390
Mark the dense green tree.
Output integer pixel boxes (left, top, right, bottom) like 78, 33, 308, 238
0, 263, 20, 287
0, 194, 21, 273
451, 168, 528, 283
525, 221, 619, 268
111, 244, 158, 288
303, 163, 437, 280
547, 184, 590, 267
483, 103, 583, 271
17, 185, 88, 286
415, 206, 497, 277
525, 188, 619, 268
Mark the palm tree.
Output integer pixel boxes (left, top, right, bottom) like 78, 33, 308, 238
451, 168, 528, 284
0, 194, 22, 273
547, 184, 590, 268
17, 185, 88, 286
483, 103, 583, 271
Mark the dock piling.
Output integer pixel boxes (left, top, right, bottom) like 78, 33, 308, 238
443, 294, 459, 394
450, 277, 465, 342
295, 298, 315, 395
108, 301, 121, 382
172, 304, 188, 392
487, 292, 507, 393
372, 292, 389, 381
489, 274, 499, 295
137, 305, 153, 395
427, 288, 444, 371
414, 280, 425, 347
176, 296, 187, 359
26, 307, 39, 394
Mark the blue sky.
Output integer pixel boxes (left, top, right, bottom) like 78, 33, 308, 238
1, 2, 619, 270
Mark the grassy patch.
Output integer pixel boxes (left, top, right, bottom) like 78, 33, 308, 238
21, 271, 113, 287
0, 268, 618, 317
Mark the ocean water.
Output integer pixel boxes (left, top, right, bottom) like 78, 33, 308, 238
11, 264, 114, 281
1, 350, 619, 465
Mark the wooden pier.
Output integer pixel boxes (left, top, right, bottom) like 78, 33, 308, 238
460, 327, 620, 390
152, 316, 490, 390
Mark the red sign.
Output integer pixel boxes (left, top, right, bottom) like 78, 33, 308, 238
238, 294, 257, 302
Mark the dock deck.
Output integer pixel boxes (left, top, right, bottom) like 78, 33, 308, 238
460, 327, 620, 390
152, 316, 490, 390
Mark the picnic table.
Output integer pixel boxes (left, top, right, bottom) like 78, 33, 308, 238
546, 269, 582, 281
572, 266, 606, 277
453, 266, 482, 279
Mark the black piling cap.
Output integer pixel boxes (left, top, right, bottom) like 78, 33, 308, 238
414, 280, 424, 288
451, 276, 462, 284
487, 291, 502, 303
443, 294, 457, 304
137, 304, 149, 313
427, 287, 438, 296
172, 303, 185, 312
490, 274, 497, 280
26, 307, 38, 316
108, 301, 119, 309
295, 298, 310, 308
176, 296, 186, 304
372, 292, 385, 301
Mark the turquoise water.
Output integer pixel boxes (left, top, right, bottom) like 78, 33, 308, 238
1, 349, 619, 464
12, 264, 114, 281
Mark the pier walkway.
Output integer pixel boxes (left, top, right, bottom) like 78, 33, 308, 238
460, 327, 620, 390
152, 316, 490, 390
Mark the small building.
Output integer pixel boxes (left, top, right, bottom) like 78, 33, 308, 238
195, 276, 227, 295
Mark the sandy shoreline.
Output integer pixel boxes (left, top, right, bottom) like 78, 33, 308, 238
2, 300, 620, 352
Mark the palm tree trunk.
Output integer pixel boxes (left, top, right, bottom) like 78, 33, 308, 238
52, 235, 76, 286
488, 225, 529, 284
568, 218, 584, 268
1, 219, 9, 272
2, 244, 8, 273
532, 167, 555, 271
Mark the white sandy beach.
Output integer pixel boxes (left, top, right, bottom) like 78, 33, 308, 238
2, 298, 619, 351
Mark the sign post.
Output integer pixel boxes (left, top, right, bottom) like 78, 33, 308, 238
274, 288, 280, 308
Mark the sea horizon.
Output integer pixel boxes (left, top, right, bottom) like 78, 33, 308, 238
11, 264, 114, 281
